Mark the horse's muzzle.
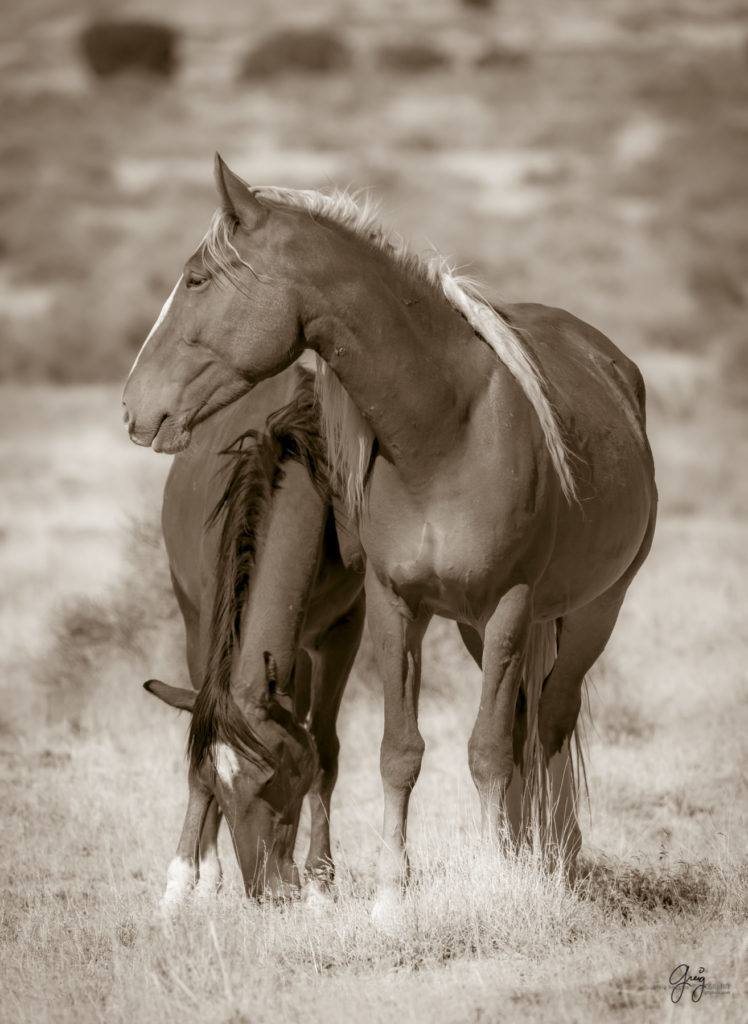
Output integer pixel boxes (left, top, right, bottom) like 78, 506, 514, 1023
123, 408, 192, 453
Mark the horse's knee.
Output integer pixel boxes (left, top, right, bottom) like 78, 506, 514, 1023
380, 731, 425, 791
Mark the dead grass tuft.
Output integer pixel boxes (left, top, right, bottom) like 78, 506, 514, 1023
578, 852, 746, 922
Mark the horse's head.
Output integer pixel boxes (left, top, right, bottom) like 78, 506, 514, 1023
122, 155, 310, 453
145, 652, 317, 898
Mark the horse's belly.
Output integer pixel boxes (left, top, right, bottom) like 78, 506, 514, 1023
535, 458, 655, 616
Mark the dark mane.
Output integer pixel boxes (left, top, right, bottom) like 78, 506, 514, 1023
187, 370, 328, 772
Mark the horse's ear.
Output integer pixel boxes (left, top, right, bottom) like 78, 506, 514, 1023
214, 153, 266, 228
143, 679, 196, 712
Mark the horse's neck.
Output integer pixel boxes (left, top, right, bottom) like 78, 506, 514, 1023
230, 460, 326, 708
301, 246, 485, 476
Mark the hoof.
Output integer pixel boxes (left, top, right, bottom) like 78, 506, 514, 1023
158, 856, 195, 918
158, 898, 179, 922
194, 862, 223, 901
302, 879, 334, 912
370, 888, 402, 932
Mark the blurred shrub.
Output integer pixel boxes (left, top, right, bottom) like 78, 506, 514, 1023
40, 513, 180, 729
579, 854, 734, 921
79, 20, 178, 78
376, 41, 450, 74
239, 27, 351, 79
474, 45, 530, 70
0, 299, 156, 383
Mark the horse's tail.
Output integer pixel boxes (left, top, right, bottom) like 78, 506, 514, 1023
519, 620, 588, 862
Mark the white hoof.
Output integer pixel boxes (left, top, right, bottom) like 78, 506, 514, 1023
159, 856, 195, 918
370, 888, 402, 932
194, 859, 223, 901
303, 879, 333, 912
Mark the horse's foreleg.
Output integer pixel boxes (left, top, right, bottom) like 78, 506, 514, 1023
468, 583, 532, 840
160, 770, 212, 915
304, 594, 366, 887
365, 565, 430, 920
194, 798, 223, 898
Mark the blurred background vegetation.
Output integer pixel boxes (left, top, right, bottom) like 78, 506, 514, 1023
2, 0, 745, 407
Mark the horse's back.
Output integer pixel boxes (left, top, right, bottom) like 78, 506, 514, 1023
506, 303, 648, 429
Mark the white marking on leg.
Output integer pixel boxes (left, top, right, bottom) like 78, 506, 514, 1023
303, 878, 333, 913
160, 855, 195, 915
213, 742, 240, 788
126, 275, 183, 380
195, 850, 223, 899
371, 887, 402, 932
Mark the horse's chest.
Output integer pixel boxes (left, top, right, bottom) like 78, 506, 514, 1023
368, 515, 473, 604
360, 480, 535, 620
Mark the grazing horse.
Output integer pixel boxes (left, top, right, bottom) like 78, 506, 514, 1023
122, 156, 657, 918
144, 367, 364, 905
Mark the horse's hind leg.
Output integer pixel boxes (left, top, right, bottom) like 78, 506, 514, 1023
468, 584, 532, 840
536, 583, 630, 869
304, 594, 366, 886
458, 621, 528, 844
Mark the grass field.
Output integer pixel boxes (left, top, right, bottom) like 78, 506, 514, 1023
1, 1, 746, 1021
0, 384, 745, 1021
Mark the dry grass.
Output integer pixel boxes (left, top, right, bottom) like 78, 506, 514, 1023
1, 1, 747, 1020
0, 383, 745, 1022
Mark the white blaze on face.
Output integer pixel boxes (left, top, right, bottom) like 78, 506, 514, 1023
214, 743, 241, 789
126, 274, 183, 381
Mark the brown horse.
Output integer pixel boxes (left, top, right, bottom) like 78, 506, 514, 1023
123, 156, 657, 919
144, 367, 364, 907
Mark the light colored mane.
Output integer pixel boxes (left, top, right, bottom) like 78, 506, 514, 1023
204, 187, 578, 511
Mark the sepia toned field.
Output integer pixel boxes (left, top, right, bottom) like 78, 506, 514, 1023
1, 1, 746, 1021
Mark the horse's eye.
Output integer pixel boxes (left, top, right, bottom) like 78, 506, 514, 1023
186, 272, 208, 290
